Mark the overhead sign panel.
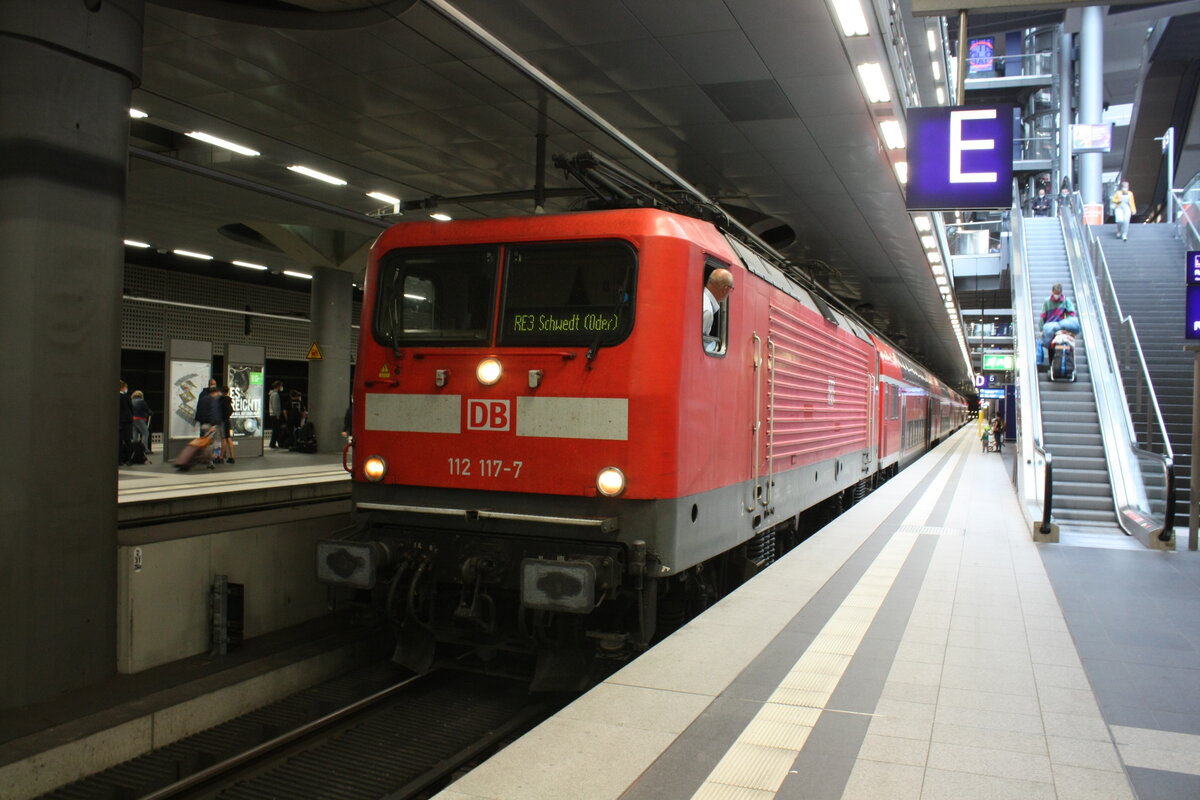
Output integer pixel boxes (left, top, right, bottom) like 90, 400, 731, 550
981, 354, 1014, 370
906, 105, 1013, 211
1187, 251, 1200, 285
1071, 123, 1112, 153
1187, 286, 1200, 340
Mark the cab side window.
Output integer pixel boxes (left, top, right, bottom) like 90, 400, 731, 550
702, 261, 732, 356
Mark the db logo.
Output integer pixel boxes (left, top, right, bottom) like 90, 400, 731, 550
467, 399, 511, 431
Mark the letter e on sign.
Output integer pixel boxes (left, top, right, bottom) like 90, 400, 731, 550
467, 399, 511, 431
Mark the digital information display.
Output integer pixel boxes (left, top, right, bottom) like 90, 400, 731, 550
1187, 251, 1200, 285
907, 105, 1014, 211
507, 309, 621, 336
1188, 286, 1200, 340
1071, 123, 1113, 153
979, 388, 1006, 399
968, 38, 994, 73
981, 354, 1014, 370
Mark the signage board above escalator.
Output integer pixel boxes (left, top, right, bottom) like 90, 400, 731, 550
906, 105, 1014, 211
1187, 251, 1200, 285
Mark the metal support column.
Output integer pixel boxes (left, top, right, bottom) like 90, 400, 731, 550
1058, 28, 1073, 190
1079, 7, 1104, 208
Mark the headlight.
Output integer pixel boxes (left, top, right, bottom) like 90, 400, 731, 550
476, 358, 502, 385
596, 467, 626, 497
363, 456, 387, 482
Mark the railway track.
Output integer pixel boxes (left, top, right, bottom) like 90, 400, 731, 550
39, 661, 559, 800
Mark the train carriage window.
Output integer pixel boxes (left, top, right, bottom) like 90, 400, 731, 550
374, 246, 496, 346
499, 241, 635, 347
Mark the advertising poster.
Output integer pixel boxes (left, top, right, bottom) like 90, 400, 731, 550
227, 364, 264, 440
169, 360, 209, 440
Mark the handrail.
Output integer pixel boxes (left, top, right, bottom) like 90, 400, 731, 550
1177, 170, 1200, 250
1038, 446, 1054, 534
1061, 192, 1175, 541
1010, 181, 1055, 533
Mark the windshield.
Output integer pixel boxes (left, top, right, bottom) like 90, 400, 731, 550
372, 240, 637, 348
498, 241, 635, 347
374, 246, 496, 346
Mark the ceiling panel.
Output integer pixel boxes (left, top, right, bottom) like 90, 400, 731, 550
658, 30, 774, 84
625, 0, 741, 37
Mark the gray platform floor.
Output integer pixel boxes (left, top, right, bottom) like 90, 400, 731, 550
436, 427, 1200, 800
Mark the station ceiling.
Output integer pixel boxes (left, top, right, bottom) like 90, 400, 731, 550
126, 0, 1113, 387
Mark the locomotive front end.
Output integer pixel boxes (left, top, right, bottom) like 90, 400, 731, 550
317, 213, 678, 687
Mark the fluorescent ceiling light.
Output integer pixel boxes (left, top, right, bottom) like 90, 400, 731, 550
931, 59, 942, 81
856, 63, 890, 103
880, 119, 905, 150
287, 165, 347, 186
123, 239, 151, 248
186, 131, 259, 157
404, 293, 427, 301
913, 215, 931, 232
283, 270, 313, 280
936, 276, 949, 286
367, 191, 400, 205
128, 108, 148, 119
232, 260, 268, 271
831, 0, 869, 36
931, 265, 946, 277
928, 30, 937, 52
430, 212, 452, 221
937, 87, 946, 105
895, 161, 908, 184
920, 235, 936, 249
173, 249, 212, 260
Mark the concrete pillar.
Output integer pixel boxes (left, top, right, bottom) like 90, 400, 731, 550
308, 267, 353, 453
1079, 7, 1104, 206
0, 0, 143, 708
1058, 29, 1073, 190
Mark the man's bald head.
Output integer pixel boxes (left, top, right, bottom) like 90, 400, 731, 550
707, 268, 734, 302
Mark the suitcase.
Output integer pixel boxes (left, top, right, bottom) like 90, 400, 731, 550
174, 434, 214, 471
1050, 338, 1076, 382
129, 441, 148, 465
292, 421, 317, 453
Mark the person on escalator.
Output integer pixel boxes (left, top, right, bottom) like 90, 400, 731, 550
1040, 283, 1081, 350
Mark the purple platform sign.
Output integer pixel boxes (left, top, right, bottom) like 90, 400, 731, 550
1187, 285, 1200, 340
906, 105, 1013, 211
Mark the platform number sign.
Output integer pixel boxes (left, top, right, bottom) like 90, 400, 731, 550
1187, 252, 1200, 339
906, 105, 1014, 211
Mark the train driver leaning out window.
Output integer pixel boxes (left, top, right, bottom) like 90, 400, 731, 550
702, 267, 734, 354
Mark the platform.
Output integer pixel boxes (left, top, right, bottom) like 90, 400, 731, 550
437, 426, 1200, 800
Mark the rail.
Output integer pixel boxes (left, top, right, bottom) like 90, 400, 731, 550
1177, 170, 1200, 251
1010, 183, 1055, 533
1061, 193, 1175, 542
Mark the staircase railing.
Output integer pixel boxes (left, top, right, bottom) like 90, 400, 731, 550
1177, 170, 1200, 252
1061, 193, 1175, 543
1011, 183, 1055, 534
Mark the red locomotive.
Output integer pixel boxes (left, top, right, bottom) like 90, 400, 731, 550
318, 205, 966, 688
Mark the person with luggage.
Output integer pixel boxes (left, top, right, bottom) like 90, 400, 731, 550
118, 381, 135, 466
288, 390, 317, 452
991, 415, 1006, 453
1040, 283, 1080, 349
130, 390, 153, 463
195, 384, 223, 469
219, 384, 236, 464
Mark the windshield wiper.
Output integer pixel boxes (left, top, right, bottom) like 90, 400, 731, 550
586, 263, 632, 368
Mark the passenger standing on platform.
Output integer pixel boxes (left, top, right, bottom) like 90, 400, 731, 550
219, 385, 236, 464
131, 390, 152, 456
268, 380, 284, 449
1040, 283, 1081, 348
991, 415, 1006, 453
287, 389, 307, 432
1111, 180, 1136, 240
118, 381, 134, 465
195, 385, 223, 469
1030, 188, 1051, 217
702, 268, 734, 353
